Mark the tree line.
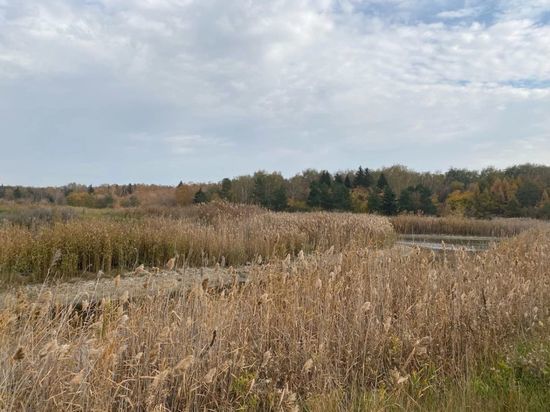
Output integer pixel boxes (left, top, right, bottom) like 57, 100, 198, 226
1, 164, 549, 219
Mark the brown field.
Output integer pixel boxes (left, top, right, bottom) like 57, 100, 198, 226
0, 205, 549, 411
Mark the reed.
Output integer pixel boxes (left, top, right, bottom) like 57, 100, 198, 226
391, 214, 545, 237
0, 227, 548, 410
0, 210, 393, 282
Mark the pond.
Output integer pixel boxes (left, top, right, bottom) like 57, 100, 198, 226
396, 234, 498, 252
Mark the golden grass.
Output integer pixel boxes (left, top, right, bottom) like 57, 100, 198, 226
0, 227, 548, 410
391, 214, 545, 237
0, 209, 393, 282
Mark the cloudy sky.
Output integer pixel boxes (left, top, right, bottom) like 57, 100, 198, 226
1, 0, 549, 185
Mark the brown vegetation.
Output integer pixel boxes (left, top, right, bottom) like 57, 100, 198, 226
0, 226, 548, 410
0, 206, 393, 282
391, 214, 545, 237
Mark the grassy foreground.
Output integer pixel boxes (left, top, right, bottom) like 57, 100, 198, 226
1, 223, 548, 410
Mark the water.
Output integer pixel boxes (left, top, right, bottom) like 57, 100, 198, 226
396, 234, 498, 252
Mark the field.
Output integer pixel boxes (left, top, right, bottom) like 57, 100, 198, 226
1, 204, 549, 411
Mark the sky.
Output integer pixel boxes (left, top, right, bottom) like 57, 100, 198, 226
0, 0, 549, 186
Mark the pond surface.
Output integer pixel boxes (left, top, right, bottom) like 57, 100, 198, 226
396, 234, 498, 252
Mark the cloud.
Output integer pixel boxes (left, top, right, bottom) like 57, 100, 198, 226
437, 7, 480, 20
0, 0, 549, 185
164, 134, 233, 155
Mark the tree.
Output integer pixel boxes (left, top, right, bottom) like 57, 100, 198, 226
516, 180, 542, 208
319, 170, 332, 186
368, 190, 382, 213
175, 184, 196, 206
418, 185, 437, 215
220, 178, 233, 201
87, 185, 95, 194
193, 188, 208, 204
307, 181, 321, 208
332, 183, 351, 210
381, 185, 397, 215
376, 173, 389, 190
504, 197, 521, 217
344, 175, 353, 188
271, 186, 288, 211
354, 167, 372, 188
398, 187, 414, 213
13, 186, 22, 199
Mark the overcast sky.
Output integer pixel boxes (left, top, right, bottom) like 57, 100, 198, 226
1, 0, 549, 186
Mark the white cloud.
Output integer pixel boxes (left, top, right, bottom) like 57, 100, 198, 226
437, 7, 480, 20
0, 0, 549, 184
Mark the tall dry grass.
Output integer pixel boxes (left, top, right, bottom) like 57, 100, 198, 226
1, 227, 548, 410
0, 211, 393, 282
391, 214, 545, 237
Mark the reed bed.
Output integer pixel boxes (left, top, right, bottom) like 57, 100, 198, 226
0, 212, 393, 282
391, 214, 545, 237
0, 228, 548, 410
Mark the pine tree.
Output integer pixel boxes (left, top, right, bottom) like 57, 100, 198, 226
354, 167, 365, 188
307, 181, 321, 208
376, 173, 389, 190
332, 183, 351, 210
344, 175, 353, 188
381, 185, 397, 215
398, 188, 414, 213
193, 188, 208, 204
319, 170, 332, 186
220, 178, 233, 200
368, 190, 382, 213
271, 186, 288, 211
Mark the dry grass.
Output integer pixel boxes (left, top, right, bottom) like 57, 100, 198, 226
0, 209, 393, 283
0, 226, 548, 410
391, 214, 545, 237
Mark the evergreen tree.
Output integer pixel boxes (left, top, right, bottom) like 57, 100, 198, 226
368, 190, 382, 213
271, 186, 288, 211
332, 183, 351, 210
193, 188, 208, 204
354, 167, 365, 188
87, 185, 95, 194
363, 168, 373, 188
376, 173, 389, 190
319, 183, 333, 210
344, 175, 353, 188
220, 178, 233, 200
252, 173, 269, 207
418, 185, 437, 215
398, 187, 414, 212
381, 185, 397, 215
334, 174, 344, 184
319, 170, 332, 186
516, 180, 542, 207
504, 197, 522, 217
307, 181, 321, 208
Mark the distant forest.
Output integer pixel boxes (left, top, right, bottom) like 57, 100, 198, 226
1, 164, 549, 219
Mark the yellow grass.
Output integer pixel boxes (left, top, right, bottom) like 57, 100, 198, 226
0, 209, 393, 282
391, 214, 545, 237
0, 225, 548, 410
